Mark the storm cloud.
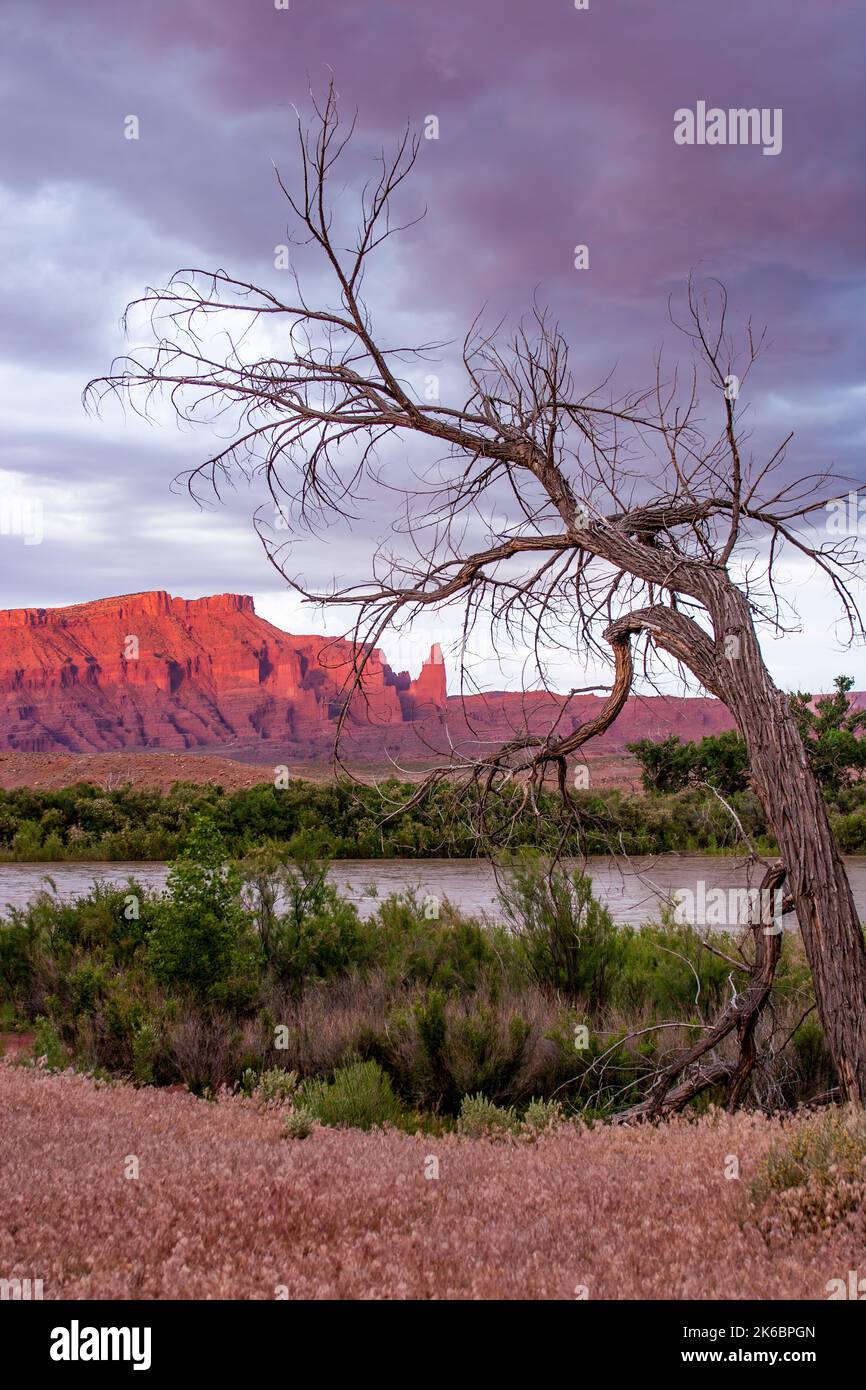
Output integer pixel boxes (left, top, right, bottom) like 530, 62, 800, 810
0, 0, 863, 689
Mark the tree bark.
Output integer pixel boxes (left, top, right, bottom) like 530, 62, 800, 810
606, 582, 866, 1106
615, 863, 785, 1119
706, 583, 866, 1104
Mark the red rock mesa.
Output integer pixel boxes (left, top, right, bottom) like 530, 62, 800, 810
0, 590, 742, 760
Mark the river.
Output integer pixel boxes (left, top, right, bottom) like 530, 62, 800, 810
2, 855, 866, 928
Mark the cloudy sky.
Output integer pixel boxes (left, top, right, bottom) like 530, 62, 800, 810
0, 0, 863, 692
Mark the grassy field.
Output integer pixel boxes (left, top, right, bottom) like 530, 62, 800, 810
1, 1063, 862, 1300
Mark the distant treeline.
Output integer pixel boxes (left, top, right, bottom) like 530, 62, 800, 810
1, 767, 866, 861
1, 679, 864, 862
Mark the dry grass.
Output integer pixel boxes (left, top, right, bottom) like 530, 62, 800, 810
2, 1064, 861, 1300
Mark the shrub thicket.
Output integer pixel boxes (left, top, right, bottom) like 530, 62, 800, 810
0, 825, 834, 1126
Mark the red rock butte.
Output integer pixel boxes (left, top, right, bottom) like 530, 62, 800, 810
0, 589, 742, 760
0, 591, 448, 756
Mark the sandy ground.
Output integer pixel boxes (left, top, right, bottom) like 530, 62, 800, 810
0, 750, 287, 793
0, 749, 640, 793
0, 1064, 858, 1300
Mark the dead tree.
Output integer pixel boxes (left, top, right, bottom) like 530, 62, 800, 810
85, 86, 866, 1106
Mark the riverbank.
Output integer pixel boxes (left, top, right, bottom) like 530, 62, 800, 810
0, 843, 831, 1113
5, 769, 866, 865
0, 776, 780, 863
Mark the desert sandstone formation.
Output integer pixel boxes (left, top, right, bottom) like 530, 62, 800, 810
0, 590, 736, 759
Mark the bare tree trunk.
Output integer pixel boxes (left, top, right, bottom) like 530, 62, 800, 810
609, 593, 866, 1107
711, 589, 866, 1104
727, 864, 786, 1110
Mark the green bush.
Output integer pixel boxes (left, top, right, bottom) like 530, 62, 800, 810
147, 814, 260, 1006
283, 1107, 315, 1140
252, 1067, 299, 1105
298, 1059, 403, 1130
457, 1093, 518, 1138
68, 961, 108, 1018
33, 1015, 66, 1069
269, 896, 368, 993
0, 920, 33, 997
369, 892, 505, 993
498, 855, 621, 1006
611, 922, 731, 1017
751, 1109, 866, 1231
131, 1020, 160, 1085
523, 1096, 565, 1135
385, 988, 534, 1114
241, 842, 371, 993
628, 732, 749, 797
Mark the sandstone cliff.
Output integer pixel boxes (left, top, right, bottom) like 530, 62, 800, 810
0, 591, 448, 755
0, 589, 755, 761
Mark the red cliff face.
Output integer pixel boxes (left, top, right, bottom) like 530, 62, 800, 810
0, 591, 443, 754
0, 589, 823, 763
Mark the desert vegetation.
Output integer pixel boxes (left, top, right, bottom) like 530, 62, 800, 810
0, 818, 836, 1121
4, 738, 866, 864
0, 773, 771, 861
0, 772, 771, 861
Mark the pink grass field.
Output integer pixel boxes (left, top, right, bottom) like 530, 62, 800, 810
0, 1063, 859, 1300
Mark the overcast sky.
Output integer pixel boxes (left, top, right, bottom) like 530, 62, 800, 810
0, 0, 863, 693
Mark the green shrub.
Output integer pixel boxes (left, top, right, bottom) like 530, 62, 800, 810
611, 922, 731, 1017
283, 1107, 315, 1140
11, 822, 44, 858
498, 856, 621, 1006
457, 1093, 518, 1138
385, 988, 534, 1114
369, 892, 505, 993
242, 841, 370, 992
131, 1020, 160, 1085
298, 1059, 403, 1130
269, 897, 369, 993
751, 1109, 866, 1231
0, 921, 33, 997
147, 814, 260, 1006
33, 1015, 66, 1069
253, 1067, 299, 1105
68, 961, 108, 1018
523, 1096, 565, 1134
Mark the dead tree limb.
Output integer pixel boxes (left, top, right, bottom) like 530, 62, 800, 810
85, 84, 866, 1103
